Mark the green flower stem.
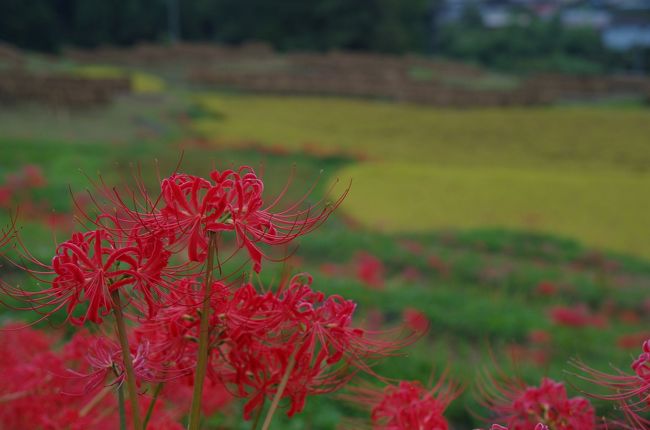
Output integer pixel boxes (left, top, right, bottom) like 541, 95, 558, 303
143, 383, 164, 429
112, 290, 142, 430
79, 385, 113, 417
118, 383, 127, 430
250, 398, 265, 430
261, 352, 296, 430
187, 232, 218, 430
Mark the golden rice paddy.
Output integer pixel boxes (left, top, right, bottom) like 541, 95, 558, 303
193, 93, 650, 257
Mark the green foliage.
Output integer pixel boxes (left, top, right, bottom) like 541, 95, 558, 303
0, 0, 60, 52
0, 0, 430, 54
1, 0, 647, 73
437, 18, 608, 74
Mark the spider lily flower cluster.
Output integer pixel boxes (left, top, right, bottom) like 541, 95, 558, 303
0, 165, 414, 430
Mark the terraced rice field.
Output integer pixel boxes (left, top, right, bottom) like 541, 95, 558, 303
192, 93, 650, 258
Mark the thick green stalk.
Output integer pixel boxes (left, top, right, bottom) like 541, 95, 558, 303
250, 399, 265, 430
118, 384, 127, 430
261, 353, 296, 430
187, 232, 217, 430
112, 290, 142, 430
143, 383, 164, 429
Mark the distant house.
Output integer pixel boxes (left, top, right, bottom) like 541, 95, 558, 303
480, 4, 532, 27
436, 0, 650, 42
603, 20, 650, 49
602, 0, 650, 10
560, 6, 612, 28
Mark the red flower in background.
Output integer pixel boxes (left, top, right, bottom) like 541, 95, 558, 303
477, 375, 595, 430
528, 330, 551, 345
0, 164, 47, 211
535, 281, 558, 297
355, 251, 385, 289
5, 164, 46, 189
0, 186, 11, 209
349, 377, 460, 430
0, 325, 104, 429
403, 308, 430, 334
66, 335, 156, 394
22, 164, 47, 188
617, 332, 650, 350
549, 304, 607, 328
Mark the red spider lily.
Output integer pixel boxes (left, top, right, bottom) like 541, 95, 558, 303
403, 308, 430, 334
348, 377, 461, 430
0, 185, 11, 209
617, 309, 641, 325
4, 164, 46, 190
527, 330, 552, 345
355, 252, 385, 289
224, 341, 357, 419
22, 164, 47, 188
536, 281, 558, 297
262, 274, 412, 374
616, 332, 650, 350
0, 165, 47, 213
65, 334, 156, 394
477, 374, 596, 430
220, 281, 357, 418
572, 339, 650, 428
134, 278, 230, 375
94, 166, 345, 273
549, 304, 607, 329
3, 227, 173, 325
216, 274, 415, 419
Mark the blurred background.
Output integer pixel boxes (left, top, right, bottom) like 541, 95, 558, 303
1, 1, 649, 428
